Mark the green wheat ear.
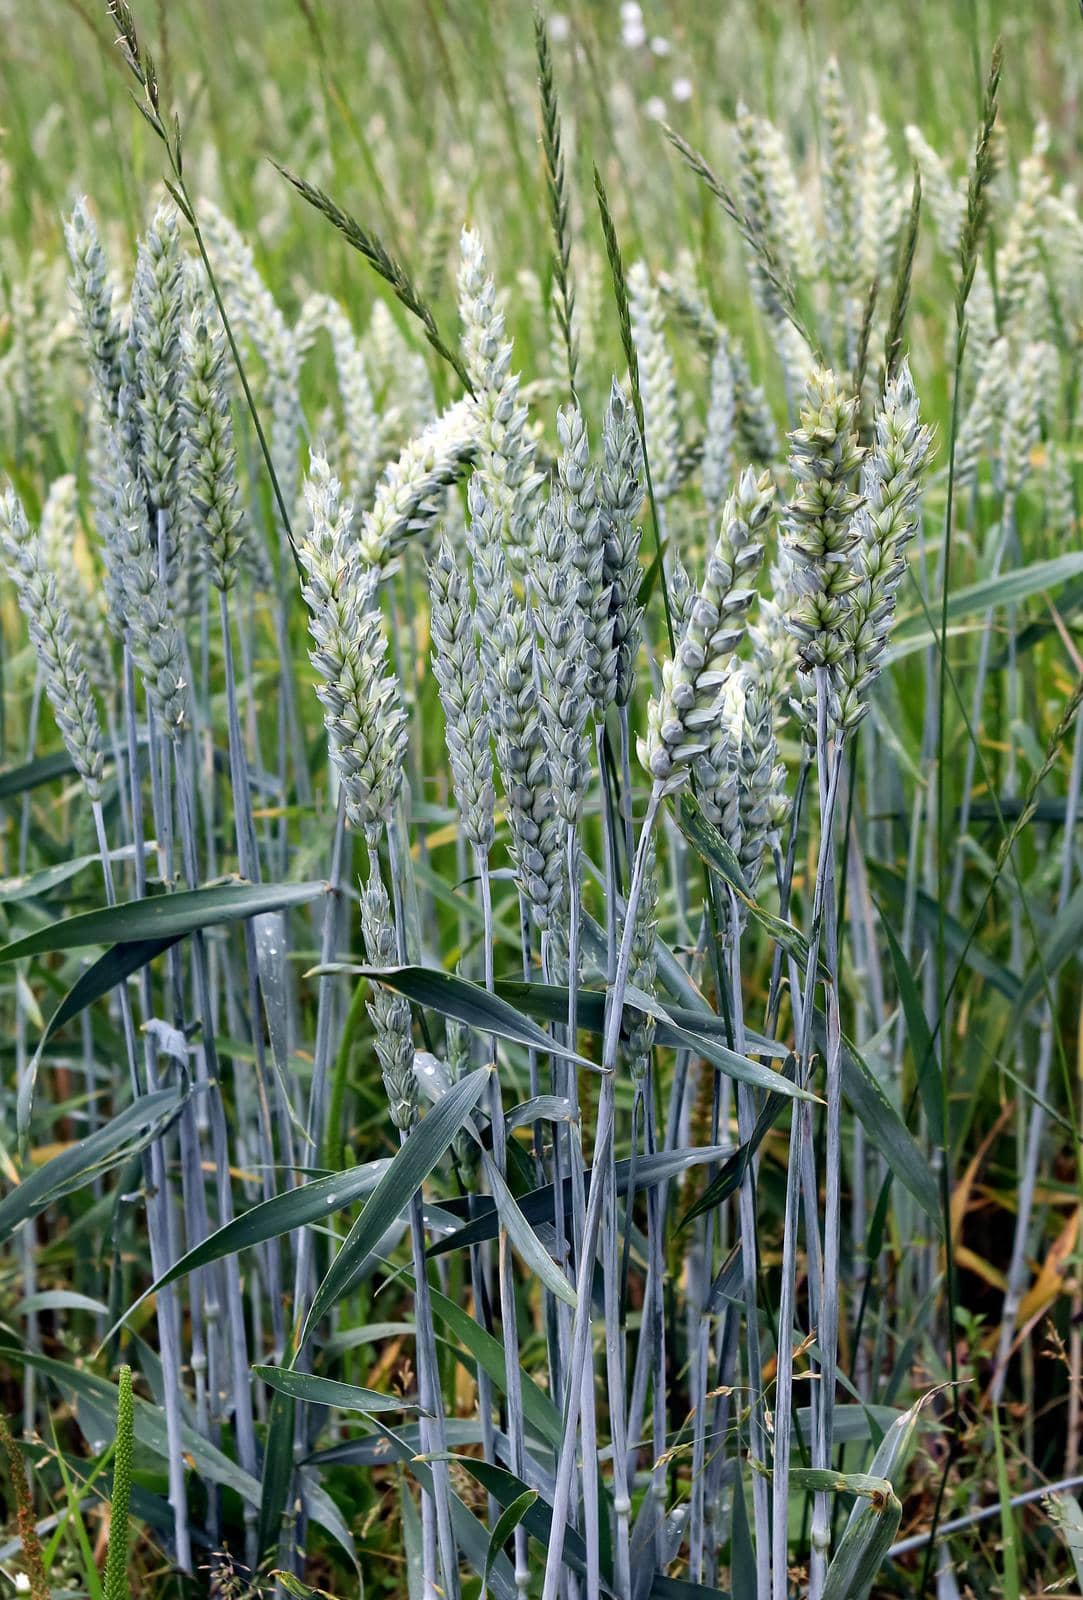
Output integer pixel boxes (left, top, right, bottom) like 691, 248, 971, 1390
103, 1365, 134, 1600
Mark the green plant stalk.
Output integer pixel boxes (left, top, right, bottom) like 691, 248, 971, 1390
541, 784, 660, 1600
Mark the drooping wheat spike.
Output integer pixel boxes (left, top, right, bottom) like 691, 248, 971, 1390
904, 124, 965, 255
627, 260, 681, 500
469, 476, 563, 928
535, 9, 578, 397
457, 227, 542, 556
299, 455, 408, 838
65, 197, 125, 420
201, 201, 302, 523
180, 315, 246, 591
131, 204, 186, 523
107, 459, 191, 740
361, 875, 417, 1130
639, 466, 773, 794
702, 333, 738, 514
557, 403, 616, 713
955, 334, 1010, 493
1000, 341, 1052, 518
1, 487, 105, 801
833, 359, 933, 732
357, 397, 478, 568
819, 59, 860, 305
428, 540, 495, 856
780, 368, 866, 692
103, 1365, 134, 1600
530, 493, 593, 827
998, 122, 1052, 326
0, 1416, 48, 1600
599, 379, 646, 708
39, 475, 114, 698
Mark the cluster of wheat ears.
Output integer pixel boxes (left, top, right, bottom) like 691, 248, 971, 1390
1, 2, 1082, 1598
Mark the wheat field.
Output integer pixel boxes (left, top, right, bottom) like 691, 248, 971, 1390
0, 2, 1080, 1596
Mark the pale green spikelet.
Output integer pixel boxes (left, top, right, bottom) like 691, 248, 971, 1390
39, 474, 114, 698
1, 487, 106, 799
1000, 341, 1052, 518
299, 455, 408, 837
557, 402, 616, 713
780, 368, 865, 679
904, 125, 965, 255
428, 539, 495, 856
599, 380, 646, 709
180, 315, 246, 591
703, 334, 738, 514
627, 260, 681, 500
955, 335, 1010, 493
131, 204, 185, 517
457, 226, 543, 556
833, 359, 933, 732
357, 397, 477, 568
639, 466, 772, 794
529, 493, 593, 827
469, 475, 563, 928
65, 198, 125, 420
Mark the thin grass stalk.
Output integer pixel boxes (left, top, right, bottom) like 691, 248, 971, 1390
727, 891, 770, 1600
384, 823, 461, 1600
990, 703, 1083, 1397
477, 856, 530, 1597
541, 785, 660, 1600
